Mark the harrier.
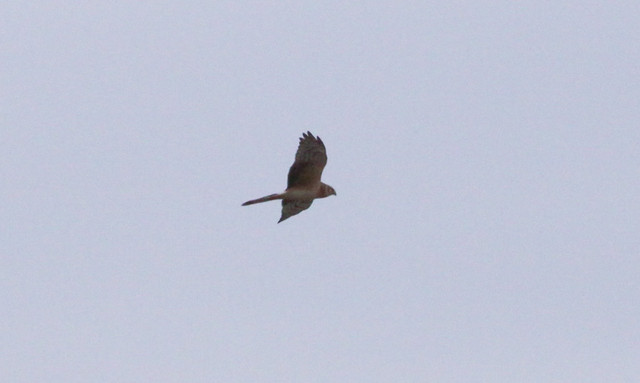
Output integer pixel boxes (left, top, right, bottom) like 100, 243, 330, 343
242, 131, 336, 223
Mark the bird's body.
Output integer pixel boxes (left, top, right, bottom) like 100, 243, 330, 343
242, 132, 336, 223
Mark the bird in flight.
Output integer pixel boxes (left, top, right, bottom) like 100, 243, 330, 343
242, 131, 336, 223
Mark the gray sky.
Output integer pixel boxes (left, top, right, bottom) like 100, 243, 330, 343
2, 1, 639, 382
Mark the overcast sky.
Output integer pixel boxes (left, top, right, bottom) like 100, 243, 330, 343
2, 2, 639, 382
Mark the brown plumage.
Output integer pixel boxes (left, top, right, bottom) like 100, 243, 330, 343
242, 131, 336, 223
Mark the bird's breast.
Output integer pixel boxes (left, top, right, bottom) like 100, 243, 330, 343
283, 186, 319, 200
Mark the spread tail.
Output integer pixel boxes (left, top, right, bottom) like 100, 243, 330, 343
242, 193, 282, 206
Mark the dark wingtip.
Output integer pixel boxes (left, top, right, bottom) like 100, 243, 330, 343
301, 131, 321, 143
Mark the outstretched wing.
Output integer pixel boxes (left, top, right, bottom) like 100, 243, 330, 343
287, 131, 328, 189
278, 199, 313, 223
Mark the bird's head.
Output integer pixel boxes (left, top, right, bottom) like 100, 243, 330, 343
320, 183, 337, 198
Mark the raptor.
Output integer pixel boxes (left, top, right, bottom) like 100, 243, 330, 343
242, 131, 336, 223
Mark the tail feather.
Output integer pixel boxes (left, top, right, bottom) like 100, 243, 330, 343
242, 193, 282, 206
